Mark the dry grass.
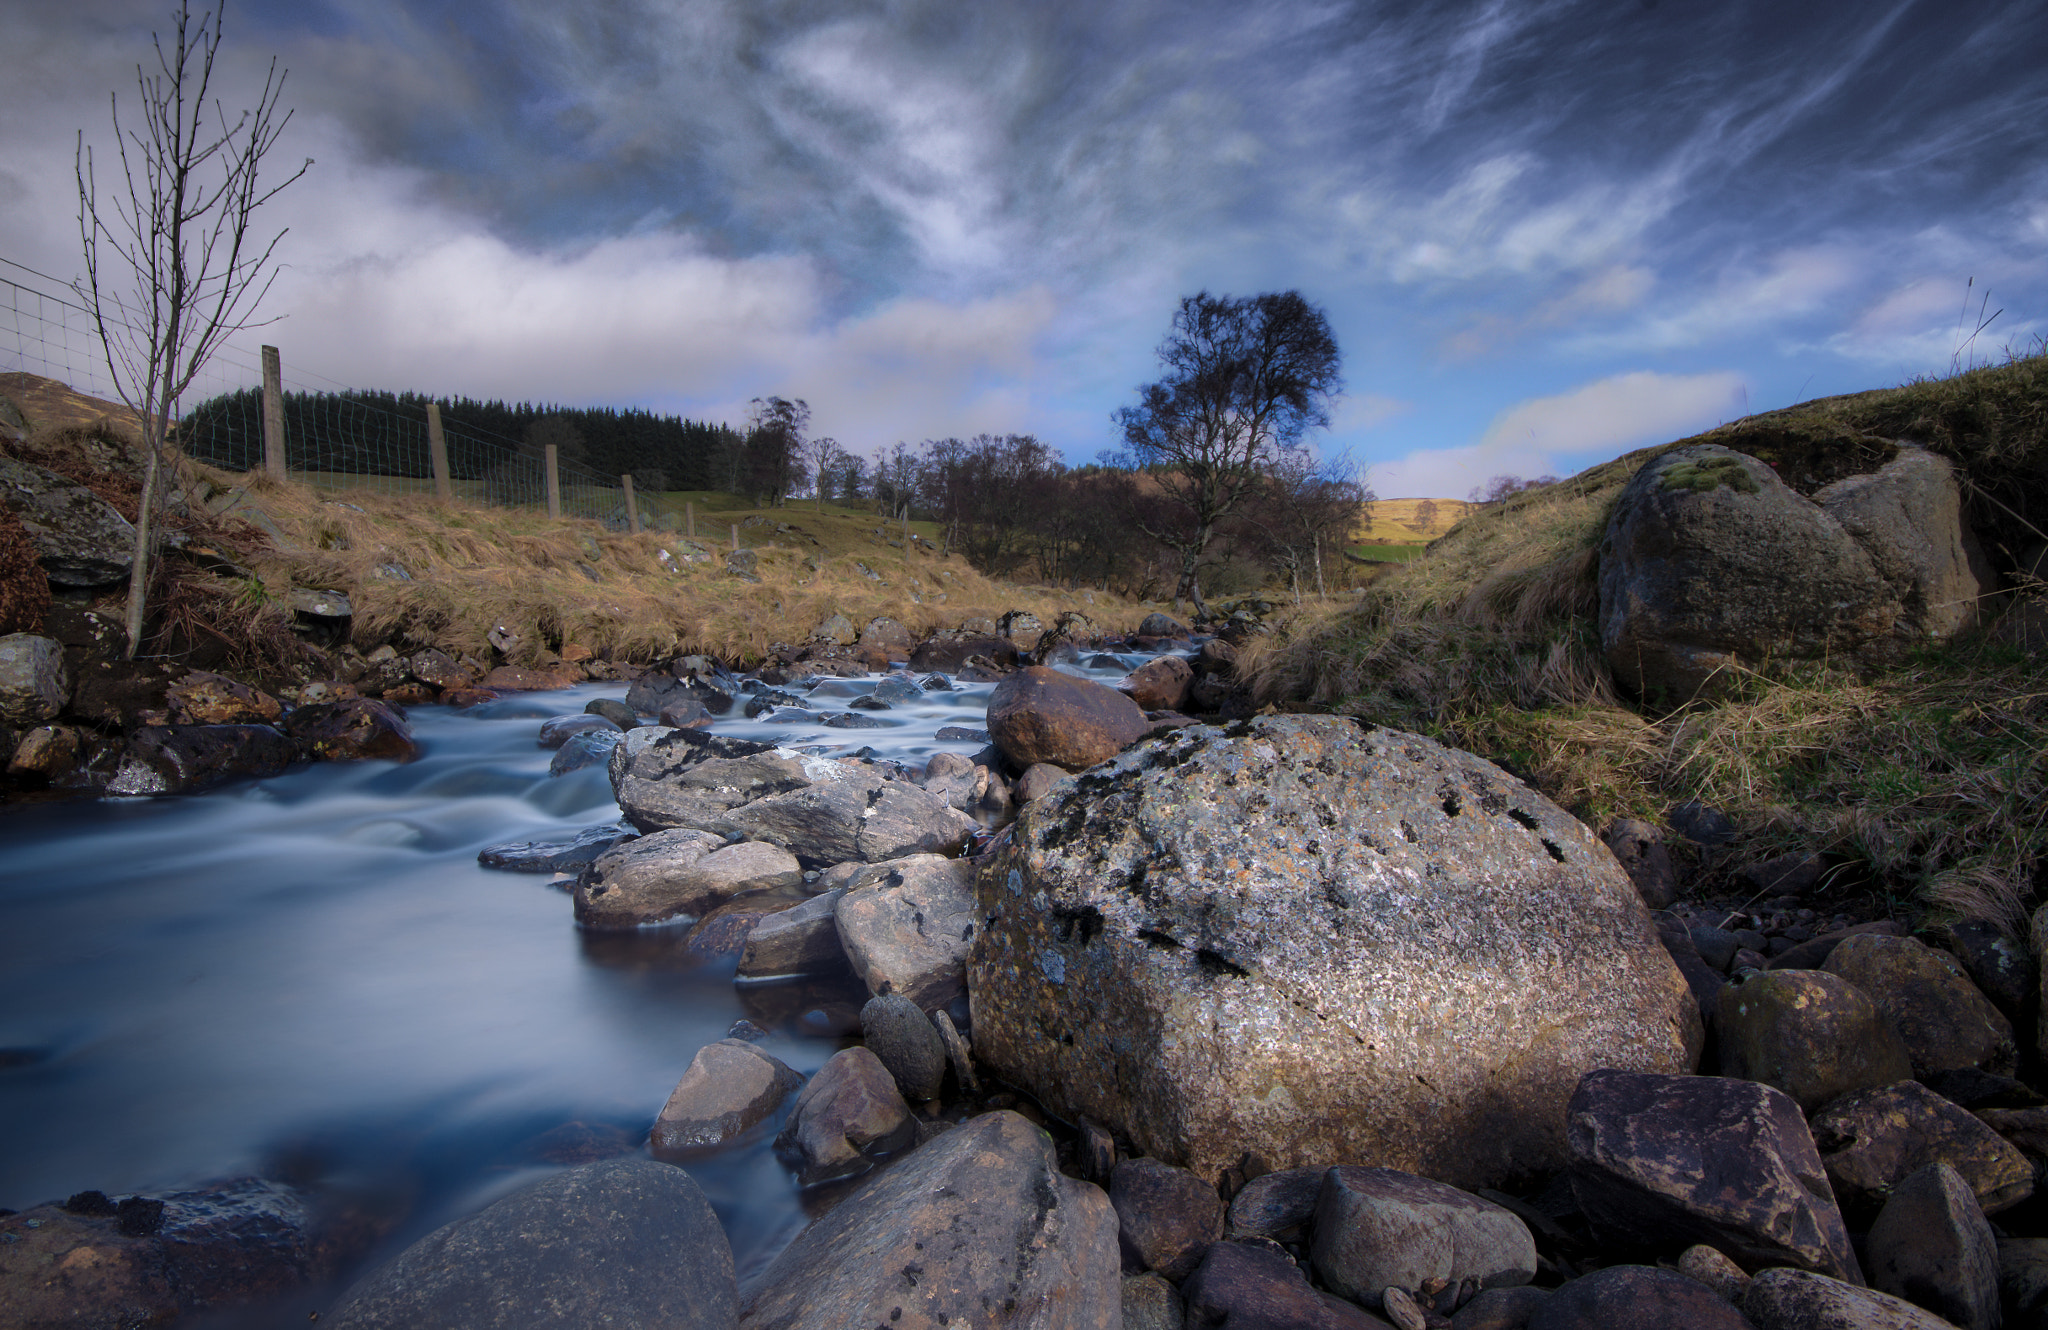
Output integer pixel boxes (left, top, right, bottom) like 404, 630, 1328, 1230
1252, 346, 2048, 926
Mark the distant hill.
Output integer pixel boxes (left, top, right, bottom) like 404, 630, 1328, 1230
1355, 497, 1476, 544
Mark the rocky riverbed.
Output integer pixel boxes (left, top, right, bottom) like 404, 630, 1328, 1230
6, 611, 2048, 1330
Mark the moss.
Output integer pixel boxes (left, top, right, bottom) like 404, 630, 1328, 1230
1659, 455, 1761, 495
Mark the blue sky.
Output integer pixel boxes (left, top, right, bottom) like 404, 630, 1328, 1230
3, 0, 2045, 497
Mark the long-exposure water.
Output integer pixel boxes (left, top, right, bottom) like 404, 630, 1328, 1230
0, 652, 1156, 1320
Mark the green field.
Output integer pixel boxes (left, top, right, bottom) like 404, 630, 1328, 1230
1346, 543, 1426, 563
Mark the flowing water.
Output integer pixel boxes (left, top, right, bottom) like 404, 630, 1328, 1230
0, 652, 1159, 1320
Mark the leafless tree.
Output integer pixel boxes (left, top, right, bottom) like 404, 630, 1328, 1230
797, 433, 842, 512
76, 0, 310, 658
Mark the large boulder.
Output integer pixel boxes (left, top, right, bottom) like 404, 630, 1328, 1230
105, 723, 297, 795
742, 1110, 1119, 1329
1822, 933, 2016, 1077
835, 854, 978, 1007
0, 632, 67, 725
1120, 655, 1193, 711
324, 1158, 735, 1329
1716, 969, 1914, 1112
721, 770, 976, 867
969, 716, 1700, 1188
0, 453, 135, 586
985, 665, 1150, 772
611, 736, 813, 834
576, 833, 802, 930
1598, 442, 1981, 700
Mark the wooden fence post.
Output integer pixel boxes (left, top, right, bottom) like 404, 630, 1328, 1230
426, 402, 452, 502
730, 523, 739, 552
544, 443, 561, 519
621, 474, 640, 533
261, 345, 286, 480
686, 501, 695, 541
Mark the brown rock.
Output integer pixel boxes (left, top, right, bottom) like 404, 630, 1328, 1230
1311, 1167, 1536, 1310
576, 834, 802, 930
408, 649, 472, 690
984, 665, 1150, 772
1529, 1265, 1754, 1330
1182, 1240, 1389, 1330
649, 1037, 803, 1153
1809, 1080, 2033, 1218
1227, 1166, 1326, 1244
1014, 761, 1070, 804
1678, 1245, 1753, 1303
1716, 968, 1914, 1112
1122, 1271, 1185, 1330
481, 664, 579, 692
1742, 1267, 1956, 1330
1602, 818, 1678, 909
736, 889, 851, 980
834, 854, 976, 1008
8, 723, 79, 779
283, 698, 418, 763
165, 669, 282, 725
1566, 1070, 1860, 1282
1109, 1157, 1225, 1281
772, 1046, 914, 1185
1121, 655, 1194, 712
1823, 933, 2016, 1077
1865, 1162, 1999, 1330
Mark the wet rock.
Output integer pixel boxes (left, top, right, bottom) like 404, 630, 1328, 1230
1809, 1079, 2033, 1218
649, 1037, 804, 1154
737, 889, 852, 980
478, 823, 635, 873
1121, 655, 1194, 712
1312, 1166, 1536, 1309
576, 834, 802, 930
1602, 818, 1677, 909
971, 716, 1700, 1189
165, 669, 281, 725
859, 992, 948, 1102
612, 738, 811, 834
1566, 1069, 1859, 1281
409, 649, 472, 690
743, 688, 809, 719
105, 723, 297, 795
1716, 968, 1914, 1111
1228, 1166, 1326, 1244
284, 698, 418, 763
744, 1109, 1116, 1328
1182, 1240, 1386, 1330
583, 696, 637, 729
1123, 1270, 1185, 1330
909, 633, 1018, 673
324, 1157, 734, 1329
1742, 1267, 1954, 1330
1865, 1161, 1999, 1330
0, 1176, 380, 1329
659, 697, 713, 729
0, 453, 135, 586
1823, 932, 2016, 1077
985, 665, 1150, 772
0, 632, 66, 725
835, 853, 977, 1008
1946, 919, 2036, 1023
1678, 1245, 1753, 1303
1529, 1265, 1754, 1330
537, 712, 619, 748
1138, 612, 1189, 637
772, 1046, 915, 1186
548, 728, 620, 775
1109, 1157, 1224, 1281
8, 723, 79, 780
722, 770, 976, 867
1453, 1286, 1551, 1330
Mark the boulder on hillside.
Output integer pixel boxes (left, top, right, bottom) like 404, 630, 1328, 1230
969, 715, 1701, 1189
324, 1158, 735, 1329
0, 453, 135, 587
985, 664, 1150, 772
1598, 442, 1983, 699
742, 1110, 1119, 1329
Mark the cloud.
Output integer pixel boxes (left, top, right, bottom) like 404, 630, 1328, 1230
1441, 264, 1655, 358
1368, 369, 1746, 498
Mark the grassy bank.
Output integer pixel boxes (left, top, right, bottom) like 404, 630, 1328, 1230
1248, 348, 2048, 928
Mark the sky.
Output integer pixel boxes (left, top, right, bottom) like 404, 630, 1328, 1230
2, 0, 2045, 499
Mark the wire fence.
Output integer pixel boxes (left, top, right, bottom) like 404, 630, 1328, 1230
1, 257, 640, 529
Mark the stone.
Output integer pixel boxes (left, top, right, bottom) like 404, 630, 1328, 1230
283, 699, 418, 763
537, 712, 619, 748
722, 770, 976, 867
481, 664, 577, 692
409, 649, 472, 690
737, 889, 852, 980
1228, 1167, 1326, 1244
289, 586, 353, 620
985, 665, 1151, 772
1015, 761, 1070, 803
932, 1007, 978, 1096
813, 612, 856, 645
105, 723, 298, 795
743, 1110, 1118, 1329
8, 723, 79, 779
909, 634, 1018, 673
1742, 1267, 1956, 1330
324, 1158, 735, 1329
649, 1037, 804, 1153
583, 696, 637, 729
1768, 920, 1905, 972
576, 834, 802, 929
1693, 926, 1743, 971
1528, 1265, 1754, 1330
1823, 932, 2016, 1077
1678, 1245, 1753, 1303
1453, 1287, 1551, 1330
0, 632, 66, 725
999, 610, 1044, 640
835, 854, 977, 1008
773, 1045, 915, 1185
1813, 443, 1984, 647
0, 1177, 379, 1328
659, 697, 713, 729
1121, 655, 1194, 711
1741, 852, 1828, 897
549, 729, 620, 775
1654, 914, 1726, 1027
1808, 1079, 2033, 1218
165, 669, 281, 725
971, 716, 1700, 1189
1310, 1167, 1536, 1311
1865, 1162, 1999, 1330
0, 453, 135, 586
1181, 1240, 1388, 1330
859, 993, 949, 1102
1109, 1157, 1225, 1281
1122, 1271, 1185, 1330
612, 738, 812, 834
1602, 818, 1678, 909
1946, 919, 2035, 1022
477, 823, 635, 873
859, 616, 914, 654
1716, 968, 1914, 1112
1566, 1070, 1859, 1282
1138, 612, 1189, 637
1997, 1238, 2048, 1329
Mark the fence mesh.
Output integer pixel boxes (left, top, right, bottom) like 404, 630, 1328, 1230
2, 256, 638, 529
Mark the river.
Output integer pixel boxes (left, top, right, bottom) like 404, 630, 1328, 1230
0, 652, 1156, 1321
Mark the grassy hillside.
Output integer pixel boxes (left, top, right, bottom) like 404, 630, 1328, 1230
1249, 347, 2048, 927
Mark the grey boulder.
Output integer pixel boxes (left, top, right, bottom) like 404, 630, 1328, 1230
858, 993, 948, 1102
736, 889, 851, 981
721, 769, 976, 867
835, 854, 977, 1007
1865, 1161, 1999, 1330
1742, 1267, 1955, 1330
0, 453, 135, 586
1311, 1167, 1535, 1310
0, 633, 68, 725
575, 832, 801, 929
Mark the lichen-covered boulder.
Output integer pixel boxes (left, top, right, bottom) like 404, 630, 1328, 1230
0, 453, 135, 587
969, 715, 1701, 1188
